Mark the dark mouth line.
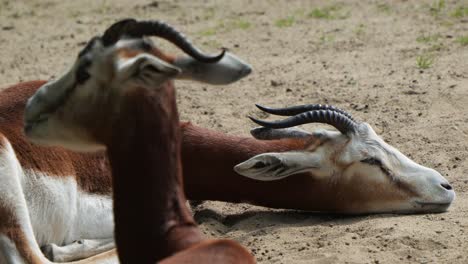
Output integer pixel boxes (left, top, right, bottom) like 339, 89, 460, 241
415, 201, 451, 206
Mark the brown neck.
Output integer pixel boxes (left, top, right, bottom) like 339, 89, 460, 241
181, 123, 342, 211
106, 83, 201, 264
0, 80, 113, 195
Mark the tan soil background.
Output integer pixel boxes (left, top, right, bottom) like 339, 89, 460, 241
1, 0, 467, 263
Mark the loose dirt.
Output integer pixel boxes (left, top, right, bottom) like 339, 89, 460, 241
1, 0, 467, 263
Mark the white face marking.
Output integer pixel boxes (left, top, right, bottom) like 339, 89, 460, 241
173, 52, 252, 85
349, 123, 455, 208
235, 123, 455, 213
24, 39, 180, 152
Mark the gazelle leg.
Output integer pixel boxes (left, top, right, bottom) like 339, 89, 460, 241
0, 135, 49, 264
160, 239, 255, 264
41, 238, 115, 262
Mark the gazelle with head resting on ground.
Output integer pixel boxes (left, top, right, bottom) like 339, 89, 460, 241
0, 19, 455, 263
24, 19, 255, 263
181, 104, 455, 214
0, 19, 252, 263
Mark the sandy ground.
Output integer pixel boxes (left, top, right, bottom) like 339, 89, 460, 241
1, 0, 468, 263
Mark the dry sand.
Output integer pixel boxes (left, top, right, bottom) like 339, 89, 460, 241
1, 0, 467, 263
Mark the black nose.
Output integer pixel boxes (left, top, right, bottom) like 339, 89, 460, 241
441, 183, 453, 190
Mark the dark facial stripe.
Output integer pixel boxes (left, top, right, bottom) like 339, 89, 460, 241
360, 157, 383, 166
361, 158, 418, 196
361, 158, 393, 179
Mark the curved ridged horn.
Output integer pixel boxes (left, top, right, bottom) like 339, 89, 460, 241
101, 19, 136, 46
255, 103, 355, 120
249, 110, 357, 135
101, 18, 225, 63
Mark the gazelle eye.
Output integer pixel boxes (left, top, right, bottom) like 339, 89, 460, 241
139, 39, 153, 51
360, 158, 383, 166
360, 157, 395, 181
76, 70, 90, 84
76, 59, 92, 84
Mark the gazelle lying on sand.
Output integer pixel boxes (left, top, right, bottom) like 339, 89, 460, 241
186, 103, 455, 213
0, 19, 253, 263
0, 19, 455, 263
23, 19, 255, 264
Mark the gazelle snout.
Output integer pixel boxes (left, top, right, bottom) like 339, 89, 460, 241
412, 169, 455, 212
173, 52, 252, 85
440, 182, 453, 191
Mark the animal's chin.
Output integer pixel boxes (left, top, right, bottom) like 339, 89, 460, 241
414, 201, 452, 213
24, 111, 52, 133
24, 120, 48, 143
24, 120, 105, 152
24, 130, 57, 149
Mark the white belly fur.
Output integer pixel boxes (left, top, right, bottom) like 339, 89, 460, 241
22, 170, 114, 246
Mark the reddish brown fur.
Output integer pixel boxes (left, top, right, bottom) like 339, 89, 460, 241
117, 45, 176, 63
180, 123, 334, 209
89, 79, 253, 263
1, 79, 412, 263
3, 227, 43, 264
1, 81, 411, 215
0, 205, 42, 264
160, 239, 255, 264
149, 47, 176, 63
180, 123, 411, 212
105, 81, 203, 263
0, 133, 43, 263
117, 48, 143, 58
0, 81, 112, 194
0, 80, 258, 262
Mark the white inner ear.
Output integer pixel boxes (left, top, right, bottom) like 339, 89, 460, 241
234, 152, 320, 181
115, 54, 181, 86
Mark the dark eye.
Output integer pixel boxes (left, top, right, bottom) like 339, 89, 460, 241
76, 59, 92, 84
139, 39, 153, 51
76, 69, 90, 84
360, 158, 383, 166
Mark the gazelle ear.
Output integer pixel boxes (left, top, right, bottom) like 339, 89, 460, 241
172, 52, 252, 85
116, 54, 181, 88
234, 152, 320, 181
250, 127, 311, 140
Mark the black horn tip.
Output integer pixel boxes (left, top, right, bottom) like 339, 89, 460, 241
248, 116, 277, 128
113, 18, 138, 26
255, 104, 270, 112
248, 116, 263, 125
204, 48, 227, 63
